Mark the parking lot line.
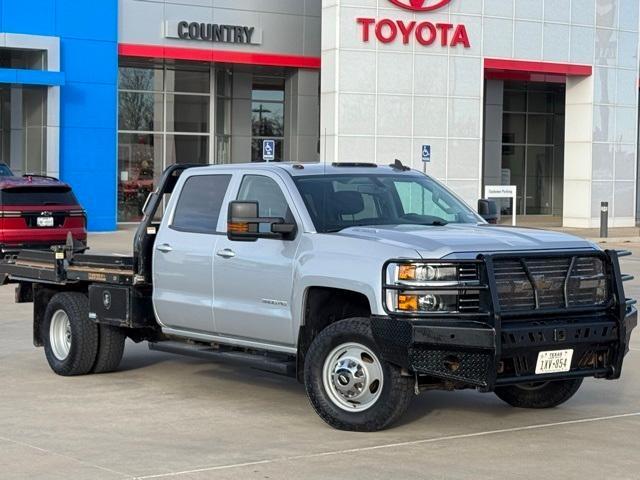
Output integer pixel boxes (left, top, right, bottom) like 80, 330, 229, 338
135, 411, 640, 479
0, 435, 129, 479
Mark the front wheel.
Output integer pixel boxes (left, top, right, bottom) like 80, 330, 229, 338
304, 318, 414, 431
494, 378, 583, 409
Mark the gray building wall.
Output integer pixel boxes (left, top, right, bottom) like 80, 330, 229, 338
119, 0, 321, 58
119, 0, 322, 164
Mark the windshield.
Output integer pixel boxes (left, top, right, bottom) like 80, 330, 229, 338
294, 174, 481, 233
0, 164, 13, 176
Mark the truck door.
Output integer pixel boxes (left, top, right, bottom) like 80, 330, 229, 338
213, 173, 301, 346
153, 173, 233, 334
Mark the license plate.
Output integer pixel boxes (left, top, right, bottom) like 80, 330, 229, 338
37, 216, 54, 227
535, 349, 574, 375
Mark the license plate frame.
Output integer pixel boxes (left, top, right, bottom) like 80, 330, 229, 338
37, 216, 54, 228
535, 349, 574, 375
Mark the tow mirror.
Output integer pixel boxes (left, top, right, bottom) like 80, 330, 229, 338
227, 201, 297, 241
477, 199, 499, 224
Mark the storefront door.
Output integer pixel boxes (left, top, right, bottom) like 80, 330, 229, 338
500, 82, 565, 217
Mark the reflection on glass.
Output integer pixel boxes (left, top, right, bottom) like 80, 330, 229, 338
166, 135, 209, 165
166, 94, 210, 133
0, 48, 46, 70
118, 63, 163, 92
252, 102, 284, 137
526, 146, 555, 215
252, 77, 285, 102
501, 145, 525, 216
527, 114, 554, 144
118, 92, 163, 131
500, 83, 565, 217
117, 133, 163, 222
166, 63, 210, 94
0, 86, 47, 175
502, 113, 526, 144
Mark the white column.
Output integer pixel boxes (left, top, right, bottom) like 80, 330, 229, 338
563, 75, 594, 228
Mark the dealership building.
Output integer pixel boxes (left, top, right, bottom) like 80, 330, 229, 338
1, 0, 639, 230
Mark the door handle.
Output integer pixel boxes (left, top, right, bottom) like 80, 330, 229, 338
216, 248, 236, 259
156, 243, 173, 253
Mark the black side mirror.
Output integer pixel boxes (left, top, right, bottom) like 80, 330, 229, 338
477, 199, 499, 224
227, 201, 297, 241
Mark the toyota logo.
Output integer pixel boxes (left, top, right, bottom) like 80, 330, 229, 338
389, 0, 452, 12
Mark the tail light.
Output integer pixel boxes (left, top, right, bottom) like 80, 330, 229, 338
68, 209, 86, 218
0, 210, 22, 218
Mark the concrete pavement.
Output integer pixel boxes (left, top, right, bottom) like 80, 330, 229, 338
1, 234, 639, 479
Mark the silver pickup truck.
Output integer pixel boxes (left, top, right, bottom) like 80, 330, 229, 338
1, 162, 636, 431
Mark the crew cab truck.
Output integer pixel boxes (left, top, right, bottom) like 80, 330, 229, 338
1, 162, 637, 431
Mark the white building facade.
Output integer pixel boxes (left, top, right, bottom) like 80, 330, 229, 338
321, 0, 640, 228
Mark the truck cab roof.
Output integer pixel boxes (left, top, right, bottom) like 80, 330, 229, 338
186, 162, 418, 178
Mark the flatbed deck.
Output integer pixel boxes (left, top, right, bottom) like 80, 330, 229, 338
1, 250, 135, 286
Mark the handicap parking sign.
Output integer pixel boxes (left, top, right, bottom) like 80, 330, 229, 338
263, 139, 275, 162
421, 145, 431, 163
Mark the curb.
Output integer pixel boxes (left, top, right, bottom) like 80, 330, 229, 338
586, 237, 640, 244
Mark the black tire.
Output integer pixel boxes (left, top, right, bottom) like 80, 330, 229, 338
43, 292, 98, 376
304, 318, 414, 432
92, 324, 126, 374
495, 378, 583, 409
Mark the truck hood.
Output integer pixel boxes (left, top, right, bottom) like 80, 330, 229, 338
333, 224, 596, 259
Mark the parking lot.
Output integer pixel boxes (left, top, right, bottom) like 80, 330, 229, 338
1, 234, 639, 480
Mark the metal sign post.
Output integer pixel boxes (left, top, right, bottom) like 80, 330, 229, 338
484, 185, 517, 227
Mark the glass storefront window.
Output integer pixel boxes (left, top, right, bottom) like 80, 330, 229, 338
166, 63, 210, 94
118, 59, 212, 221
500, 82, 565, 217
166, 135, 209, 165
215, 70, 232, 165
117, 133, 163, 222
118, 92, 163, 132
118, 60, 163, 92
0, 48, 46, 70
251, 76, 285, 162
166, 94, 210, 133
0, 85, 47, 175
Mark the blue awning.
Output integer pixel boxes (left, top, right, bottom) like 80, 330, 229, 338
0, 68, 65, 86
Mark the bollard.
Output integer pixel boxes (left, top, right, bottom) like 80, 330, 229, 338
600, 201, 609, 238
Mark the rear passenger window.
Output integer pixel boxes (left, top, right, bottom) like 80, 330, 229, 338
171, 175, 231, 234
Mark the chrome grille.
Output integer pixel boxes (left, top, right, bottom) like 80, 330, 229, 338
493, 256, 609, 313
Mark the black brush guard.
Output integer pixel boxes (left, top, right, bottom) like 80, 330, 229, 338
372, 249, 637, 391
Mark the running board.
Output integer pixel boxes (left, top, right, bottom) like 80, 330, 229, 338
148, 341, 296, 376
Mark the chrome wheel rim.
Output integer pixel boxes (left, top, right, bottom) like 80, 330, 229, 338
322, 342, 384, 412
50, 310, 72, 361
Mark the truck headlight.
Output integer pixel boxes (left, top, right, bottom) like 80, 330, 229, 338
384, 261, 484, 315
397, 291, 458, 312
398, 264, 457, 282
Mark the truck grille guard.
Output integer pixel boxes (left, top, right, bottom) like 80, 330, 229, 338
379, 249, 636, 389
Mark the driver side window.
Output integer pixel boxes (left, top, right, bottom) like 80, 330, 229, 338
237, 175, 294, 232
